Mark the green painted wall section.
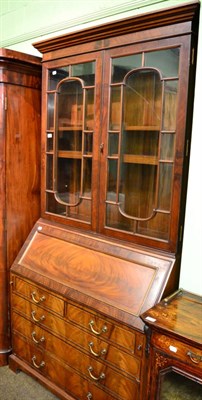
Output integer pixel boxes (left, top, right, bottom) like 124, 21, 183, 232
0, 0, 192, 54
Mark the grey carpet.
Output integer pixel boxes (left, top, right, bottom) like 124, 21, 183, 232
0, 366, 60, 400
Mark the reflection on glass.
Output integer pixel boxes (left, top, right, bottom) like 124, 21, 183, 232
85, 88, 94, 130
47, 93, 54, 130
72, 62, 95, 85
158, 163, 173, 211
119, 69, 162, 219
47, 132, 53, 151
48, 67, 69, 90
112, 54, 142, 83
46, 155, 53, 190
84, 133, 93, 154
108, 133, 119, 156
107, 159, 118, 201
160, 133, 175, 160
109, 86, 121, 130
163, 80, 178, 131
145, 48, 179, 77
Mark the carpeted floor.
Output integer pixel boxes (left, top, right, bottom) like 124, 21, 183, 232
0, 366, 60, 400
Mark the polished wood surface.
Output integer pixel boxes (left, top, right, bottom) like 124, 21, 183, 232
141, 290, 202, 399
10, 273, 144, 399
0, 49, 41, 365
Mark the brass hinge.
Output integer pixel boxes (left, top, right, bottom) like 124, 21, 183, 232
185, 139, 190, 157
179, 225, 183, 242
4, 96, 7, 110
191, 47, 195, 65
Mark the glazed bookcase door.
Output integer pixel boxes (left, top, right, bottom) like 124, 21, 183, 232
43, 54, 101, 230
99, 36, 191, 252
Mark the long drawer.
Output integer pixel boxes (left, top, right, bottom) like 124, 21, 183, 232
12, 327, 139, 400
12, 301, 141, 379
12, 333, 118, 400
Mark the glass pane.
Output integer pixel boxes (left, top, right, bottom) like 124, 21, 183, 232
72, 62, 95, 85
46, 155, 53, 190
58, 129, 82, 151
119, 69, 162, 220
124, 69, 162, 129
47, 132, 53, 151
48, 67, 69, 90
46, 192, 66, 215
57, 79, 83, 129
85, 88, 94, 130
68, 199, 91, 222
160, 133, 175, 160
47, 93, 55, 130
137, 212, 170, 240
159, 370, 202, 400
158, 163, 173, 211
112, 54, 142, 83
163, 80, 178, 131
144, 48, 179, 77
84, 133, 93, 154
108, 133, 119, 156
106, 203, 133, 231
109, 86, 121, 130
107, 159, 118, 200
119, 163, 157, 219
56, 158, 81, 204
83, 158, 92, 197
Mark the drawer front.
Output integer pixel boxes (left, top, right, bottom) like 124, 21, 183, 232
12, 333, 117, 400
12, 311, 141, 380
13, 276, 64, 316
67, 303, 144, 356
12, 332, 139, 400
153, 333, 202, 372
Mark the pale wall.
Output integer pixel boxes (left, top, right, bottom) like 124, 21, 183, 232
0, 0, 201, 296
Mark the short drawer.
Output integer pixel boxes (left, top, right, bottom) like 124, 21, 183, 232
66, 302, 144, 356
12, 276, 64, 316
12, 310, 142, 379
152, 333, 202, 371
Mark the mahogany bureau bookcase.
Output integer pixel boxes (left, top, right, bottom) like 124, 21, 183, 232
9, 2, 199, 399
0, 49, 41, 366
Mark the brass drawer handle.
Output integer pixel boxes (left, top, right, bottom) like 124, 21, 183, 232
31, 310, 45, 323
89, 320, 107, 336
31, 291, 46, 304
187, 350, 202, 364
87, 393, 93, 400
88, 341, 107, 357
32, 355, 45, 369
31, 331, 45, 344
88, 366, 105, 381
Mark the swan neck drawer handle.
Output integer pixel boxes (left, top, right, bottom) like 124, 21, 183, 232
31, 291, 46, 304
32, 355, 45, 369
31, 331, 45, 344
89, 319, 107, 335
88, 366, 105, 381
31, 310, 45, 323
187, 350, 202, 364
88, 341, 107, 357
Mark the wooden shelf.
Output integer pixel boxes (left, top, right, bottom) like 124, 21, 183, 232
123, 154, 158, 165
124, 125, 160, 131
58, 150, 82, 159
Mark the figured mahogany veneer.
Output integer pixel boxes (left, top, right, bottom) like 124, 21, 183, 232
0, 49, 41, 365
